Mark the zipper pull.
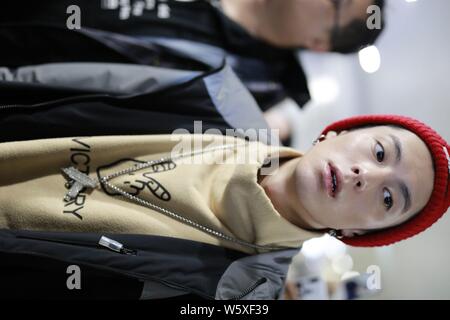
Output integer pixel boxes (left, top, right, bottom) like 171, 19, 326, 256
98, 236, 137, 255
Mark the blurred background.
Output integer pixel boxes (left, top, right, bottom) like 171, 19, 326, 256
278, 0, 450, 299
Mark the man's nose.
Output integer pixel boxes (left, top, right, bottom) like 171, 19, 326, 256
349, 164, 388, 192
349, 165, 366, 190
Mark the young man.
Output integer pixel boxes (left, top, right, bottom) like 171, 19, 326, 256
0, 114, 447, 251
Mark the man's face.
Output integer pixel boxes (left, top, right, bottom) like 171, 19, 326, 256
293, 126, 434, 237
273, 0, 374, 50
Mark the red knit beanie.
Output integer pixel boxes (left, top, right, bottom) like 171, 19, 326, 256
320, 115, 450, 247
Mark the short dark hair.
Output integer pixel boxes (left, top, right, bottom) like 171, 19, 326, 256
331, 0, 385, 54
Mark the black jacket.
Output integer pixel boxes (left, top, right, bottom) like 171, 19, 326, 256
0, 0, 310, 111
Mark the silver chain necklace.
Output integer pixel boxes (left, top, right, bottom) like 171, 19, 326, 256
61, 142, 287, 252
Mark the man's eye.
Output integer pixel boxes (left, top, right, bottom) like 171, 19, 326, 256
375, 142, 385, 162
383, 188, 393, 210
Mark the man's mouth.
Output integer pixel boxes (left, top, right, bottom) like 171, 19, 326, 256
323, 162, 341, 198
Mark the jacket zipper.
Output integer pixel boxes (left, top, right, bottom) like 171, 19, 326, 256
229, 277, 267, 300
0, 94, 111, 112
98, 236, 137, 255
15, 234, 137, 255
0, 104, 27, 110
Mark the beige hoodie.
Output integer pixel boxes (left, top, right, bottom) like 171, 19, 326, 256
0, 134, 323, 254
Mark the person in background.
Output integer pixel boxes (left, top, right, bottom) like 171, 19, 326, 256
0, 0, 385, 113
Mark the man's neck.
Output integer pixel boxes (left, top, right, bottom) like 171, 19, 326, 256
221, 0, 281, 43
259, 157, 321, 231
221, 0, 306, 48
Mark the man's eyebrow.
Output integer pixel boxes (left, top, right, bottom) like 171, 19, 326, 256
388, 134, 410, 214
389, 134, 402, 163
399, 181, 411, 215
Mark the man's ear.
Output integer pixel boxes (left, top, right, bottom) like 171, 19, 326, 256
341, 229, 366, 238
322, 130, 348, 141
324, 131, 337, 140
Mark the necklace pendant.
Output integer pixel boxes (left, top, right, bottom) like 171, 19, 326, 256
61, 167, 98, 201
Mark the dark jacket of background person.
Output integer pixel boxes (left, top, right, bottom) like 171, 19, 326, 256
0, 0, 311, 111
